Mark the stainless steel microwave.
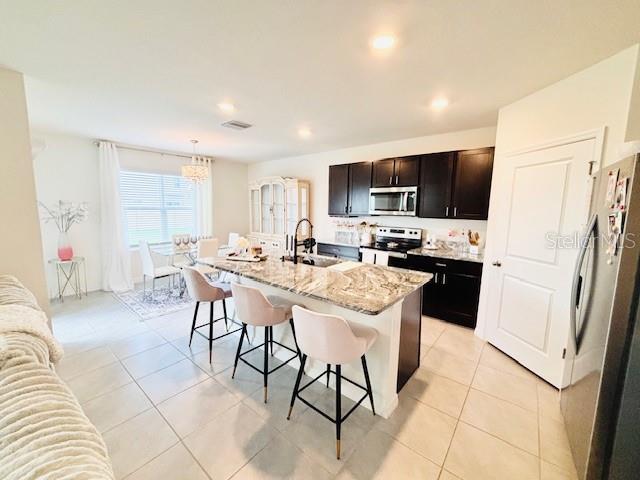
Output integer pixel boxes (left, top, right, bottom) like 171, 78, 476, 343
369, 186, 418, 216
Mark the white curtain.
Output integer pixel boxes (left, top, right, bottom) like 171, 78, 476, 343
99, 142, 133, 292
194, 156, 213, 237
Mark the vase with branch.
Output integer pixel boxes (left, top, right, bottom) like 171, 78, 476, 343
39, 201, 88, 261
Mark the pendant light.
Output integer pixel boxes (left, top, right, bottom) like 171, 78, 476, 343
181, 139, 209, 183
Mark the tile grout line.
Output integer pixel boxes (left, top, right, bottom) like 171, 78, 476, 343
438, 339, 485, 479
65, 298, 231, 480
112, 348, 214, 480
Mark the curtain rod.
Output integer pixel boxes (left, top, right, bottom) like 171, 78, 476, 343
93, 140, 213, 161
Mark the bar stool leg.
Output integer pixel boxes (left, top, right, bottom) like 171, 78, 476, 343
209, 301, 214, 363
336, 364, 342, 460
232, 324, 247, 378
188, 301, 200, 347
326, 364, 331, 388
269, 326, 274, 356
289, 319, 303, 363
287, 354, 307, 420
222, 299, 229, 332
361, 355, 375, 415
263, 326, 269, 403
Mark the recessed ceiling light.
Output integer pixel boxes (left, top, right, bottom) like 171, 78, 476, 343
217, 102, 235, 113
431, 97, 449, 110
371, 35, 396, 50
298, 127, 312, 138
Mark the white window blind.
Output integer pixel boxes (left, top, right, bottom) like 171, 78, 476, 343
120, 170, 196, 246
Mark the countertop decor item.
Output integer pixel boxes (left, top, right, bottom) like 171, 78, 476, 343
39, 200, 88, 261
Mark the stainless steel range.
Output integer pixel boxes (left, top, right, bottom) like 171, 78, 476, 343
364, 226, 422, 258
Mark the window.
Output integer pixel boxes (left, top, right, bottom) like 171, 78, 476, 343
120, 170, 196, 246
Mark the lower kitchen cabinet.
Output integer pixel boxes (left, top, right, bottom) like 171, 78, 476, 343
389, 255, 482, 328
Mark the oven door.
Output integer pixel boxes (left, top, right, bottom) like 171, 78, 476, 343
369, 187, 418, 216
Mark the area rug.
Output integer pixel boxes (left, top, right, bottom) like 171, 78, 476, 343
113, 286, 194, 320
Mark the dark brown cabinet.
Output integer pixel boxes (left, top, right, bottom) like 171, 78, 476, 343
389, 255, 482, 328
418, 152, 455, 218
417, 147, 493, 220
372, 156, 420, 187
348, 162, 372, 215
372, 158, 395, 187
328, 162, 372, 216
328, 164, 350, 216
452, 148, 494, 219
329, 147, 493, 219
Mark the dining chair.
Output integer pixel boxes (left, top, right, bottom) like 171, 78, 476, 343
193, 238, 219, 277
139, 241, 181, 300
219, 232, 240, 256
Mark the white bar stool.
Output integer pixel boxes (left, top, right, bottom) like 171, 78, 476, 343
230, 283, 302, 403
182, 267, 246, 363
288, 305, 377, 460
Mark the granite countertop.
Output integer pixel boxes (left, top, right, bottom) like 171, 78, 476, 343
199, 257, 431, 315
407, 246, 484, 263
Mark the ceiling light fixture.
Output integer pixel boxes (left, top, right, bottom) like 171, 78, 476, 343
371, 35, 396, 50
217, 102, 235, 113
431, 97, 449, 110
181, 139, 209, 184
298, 127, 312, 139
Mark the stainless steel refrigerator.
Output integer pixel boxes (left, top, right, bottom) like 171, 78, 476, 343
561, 154, 640, 479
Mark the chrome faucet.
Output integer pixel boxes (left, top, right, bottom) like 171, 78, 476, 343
293, 218, 315, 264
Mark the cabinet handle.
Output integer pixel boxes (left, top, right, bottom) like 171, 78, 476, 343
395, 175, 399, 185
344, 205, 348, 213
349, 205, 352, 213
389, 176, 393, 185
445, 206, 449, 216
453, 206, 457, 217
492, 260, 502, 267
435, 262, 447, 267
434, 272, 438, 283
442, 273, 446, 284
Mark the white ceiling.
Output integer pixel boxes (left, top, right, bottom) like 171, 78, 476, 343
1, 1, 639, 162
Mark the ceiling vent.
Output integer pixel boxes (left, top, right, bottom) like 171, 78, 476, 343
221, 120, 253, 130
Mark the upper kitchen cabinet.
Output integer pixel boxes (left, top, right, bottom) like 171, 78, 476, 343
348, 162, 372, 215
328, 164, 350, 216
452, 148, 494, 219
418, 147, 494, 220
328, 162, 372, 216
418, 152, 455, 218
372, 156, 420, 187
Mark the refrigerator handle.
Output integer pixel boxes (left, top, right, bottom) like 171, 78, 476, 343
570, 213, 597, 353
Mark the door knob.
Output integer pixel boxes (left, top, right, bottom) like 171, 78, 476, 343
492, 260, 502, 267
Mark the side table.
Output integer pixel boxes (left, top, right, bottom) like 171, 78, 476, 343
49, 257, 87, 302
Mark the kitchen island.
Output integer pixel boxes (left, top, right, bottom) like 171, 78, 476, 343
199, 256, 431, 418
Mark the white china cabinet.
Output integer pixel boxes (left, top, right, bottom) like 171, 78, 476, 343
248, 177, 310, 256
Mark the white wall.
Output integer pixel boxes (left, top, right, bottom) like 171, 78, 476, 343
248, 126, 497, 242
476, 44, 640, 338
32, 132, 102, 296
32, 131, 249, 292
0, 68, 49, 312
493, 44, 640, 167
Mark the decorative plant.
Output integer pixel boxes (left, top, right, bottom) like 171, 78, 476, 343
39, 200, 88, 233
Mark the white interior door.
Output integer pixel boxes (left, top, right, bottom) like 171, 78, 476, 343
485, 139, 596, 387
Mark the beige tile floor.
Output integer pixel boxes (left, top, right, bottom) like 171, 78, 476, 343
51, 291, 579, 480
